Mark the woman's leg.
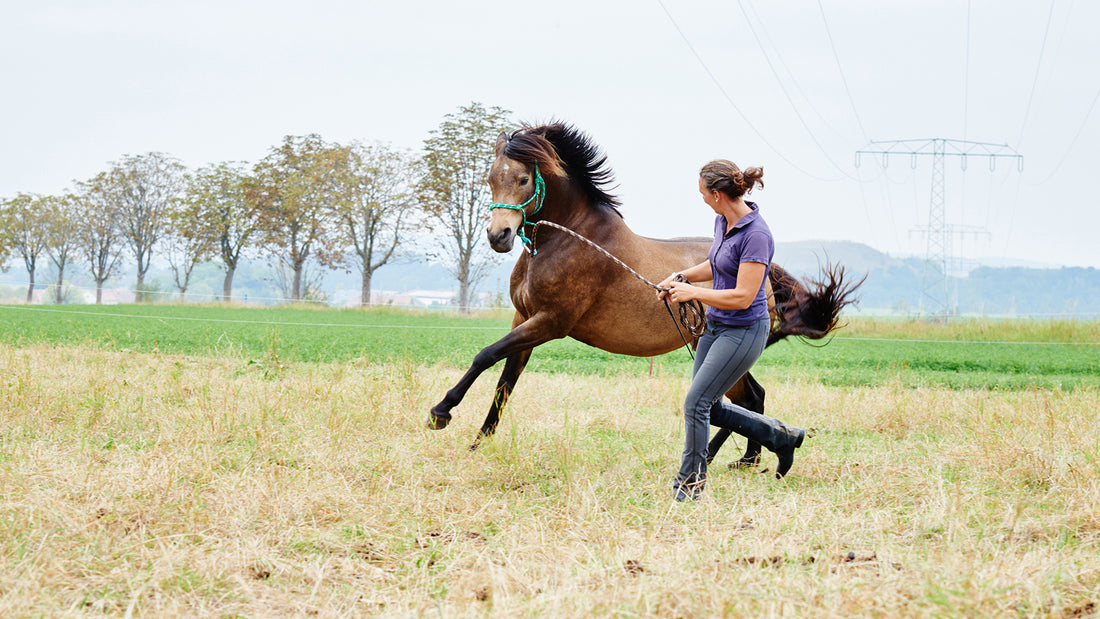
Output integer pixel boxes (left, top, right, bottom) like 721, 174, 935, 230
671, 327, 719, 498
674, 319, 769, 498
710, 402, 805, 478
706, 322, 806, 478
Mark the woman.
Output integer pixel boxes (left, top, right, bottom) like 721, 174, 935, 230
658, 160, 806, 501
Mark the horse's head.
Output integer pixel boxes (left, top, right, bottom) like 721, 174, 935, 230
486, 124, 621, 253
487, 135, 534, 252
486, 131, 559, 253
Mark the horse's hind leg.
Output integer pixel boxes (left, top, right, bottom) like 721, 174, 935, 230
469, 348, 532, 450
706, 371, 766, 466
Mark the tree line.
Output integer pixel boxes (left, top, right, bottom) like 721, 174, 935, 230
0, 102, 513, 310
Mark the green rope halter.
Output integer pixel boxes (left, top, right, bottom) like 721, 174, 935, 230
489, 164, 546, 254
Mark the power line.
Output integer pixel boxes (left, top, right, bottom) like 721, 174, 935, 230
1015, 0, 1058, 147
816, 0, 869, 143
743, 0, 849, 143
1012, 0, 1099, 183
734, 0, 857, 180
654, 0, 843, 182
963, 0, 971, 139
1002, 170, 1025, 261
1028, 81, 1100, 185
855, 163, 901, 255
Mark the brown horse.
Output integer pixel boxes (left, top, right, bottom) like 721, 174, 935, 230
428, 122, 860, 467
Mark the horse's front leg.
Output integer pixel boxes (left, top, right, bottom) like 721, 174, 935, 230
468, 347, 533, 450
427, 314, 560, 431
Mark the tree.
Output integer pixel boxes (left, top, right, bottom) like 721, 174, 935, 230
0, 198, 14, 274
248, 135, 345, 302
419, 102, 513, 311
179, 162, 257, 302
100, 152, 186, 301
42, 193, 81, 304
74, 180, 125, 304
162, 210, 214, 302
271, 260, 327, 305
331, 142, 417, 306
5, 193, 49, 302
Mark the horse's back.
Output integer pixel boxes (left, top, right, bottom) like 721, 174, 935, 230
640, 235, 711, 245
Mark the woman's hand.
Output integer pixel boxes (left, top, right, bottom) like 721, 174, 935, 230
656, 272, 680, 302
655, 271, 673, 303
657, 261, 712, 302
666, 280, 699, 304
657, 273, 698, 304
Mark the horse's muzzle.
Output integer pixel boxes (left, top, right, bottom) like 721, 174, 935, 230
486, 227, 514, 253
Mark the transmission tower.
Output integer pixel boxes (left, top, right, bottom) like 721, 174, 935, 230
856, 138, 1023, 317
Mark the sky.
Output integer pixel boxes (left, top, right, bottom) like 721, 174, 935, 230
3, 0, 1098, 270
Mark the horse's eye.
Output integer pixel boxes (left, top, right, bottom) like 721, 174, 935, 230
519, 177, 530, 186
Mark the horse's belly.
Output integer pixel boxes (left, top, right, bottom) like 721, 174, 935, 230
567, 308, 686, 357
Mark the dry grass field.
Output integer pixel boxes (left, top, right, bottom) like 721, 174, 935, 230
1, 342, 1098, 617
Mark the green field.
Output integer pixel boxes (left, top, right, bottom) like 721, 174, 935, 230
2, 303, 1098, 390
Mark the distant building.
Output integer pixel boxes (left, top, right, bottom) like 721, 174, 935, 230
336, 289, 508, 310
79, 287, 135, 305
393, 290, 456, 308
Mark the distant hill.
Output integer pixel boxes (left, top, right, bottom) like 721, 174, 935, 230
772, 240, 924, 313
772, 241, 1098, 317
775, 240, 913, 275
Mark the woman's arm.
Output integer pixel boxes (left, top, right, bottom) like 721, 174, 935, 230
666, 261, 767, 310
656, 260, 712, 301
677, 260, 713, 284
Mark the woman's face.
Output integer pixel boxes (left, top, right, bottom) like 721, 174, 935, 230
698, 176, 717, 211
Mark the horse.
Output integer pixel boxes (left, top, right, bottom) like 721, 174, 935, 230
427, 122, 861, 468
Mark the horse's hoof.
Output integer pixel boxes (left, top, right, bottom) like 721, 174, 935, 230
730, 442, 763, 469
729, 453, 761, 470
426, 411, 451, 430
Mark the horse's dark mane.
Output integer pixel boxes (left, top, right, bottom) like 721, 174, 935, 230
503, 122, 622, 214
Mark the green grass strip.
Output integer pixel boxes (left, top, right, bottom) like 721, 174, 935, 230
2, 304, 1097, 390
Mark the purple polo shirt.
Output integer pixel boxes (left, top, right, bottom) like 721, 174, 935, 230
706, 201, 773, 326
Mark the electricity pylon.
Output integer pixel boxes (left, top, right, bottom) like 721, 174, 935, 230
855, 138, 1023, 317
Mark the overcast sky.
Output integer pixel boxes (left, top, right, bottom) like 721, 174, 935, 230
3, 0, 1098, 269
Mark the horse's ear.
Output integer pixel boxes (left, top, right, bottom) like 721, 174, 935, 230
495, 131, 508, 156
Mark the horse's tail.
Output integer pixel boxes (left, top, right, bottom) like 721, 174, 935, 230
766, 262, 865, 347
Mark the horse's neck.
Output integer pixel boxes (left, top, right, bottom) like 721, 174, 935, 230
543, 188, 627, 242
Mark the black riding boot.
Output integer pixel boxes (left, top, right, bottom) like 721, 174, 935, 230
710, 404, 805, 478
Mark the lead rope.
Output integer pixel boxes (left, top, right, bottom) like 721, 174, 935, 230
664, 273, 702, 360
531, 220, 706, 359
